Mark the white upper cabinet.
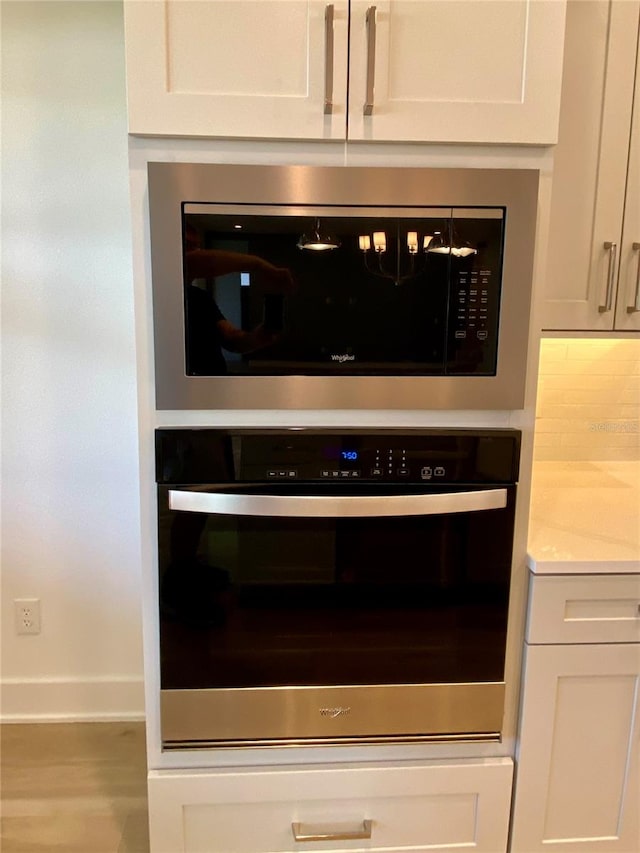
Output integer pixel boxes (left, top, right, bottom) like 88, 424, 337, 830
123, 0, 567, 144
347, 0, 566, 144
617, 40, 640, 330
542, 0, 640, 331
123, 1, 350, 140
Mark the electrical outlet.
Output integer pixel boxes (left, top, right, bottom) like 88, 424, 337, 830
14, 599, 41, 635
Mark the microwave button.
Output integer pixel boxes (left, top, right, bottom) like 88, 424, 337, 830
397, 468, 410, 476
278, 471, 288, 478
421, 467, 433, 479
351, 470, 361, 478
340, 470, 351, 478
477, 331, 489, 340
268, 470, 278, 478
371, 467, 383, 477
288, 470, 297, 478
331, 470, 340, 478
321, 470, 330, 478
434, 466, 446, 477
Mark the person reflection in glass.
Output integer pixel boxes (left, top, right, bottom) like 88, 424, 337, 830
184, 224, 294, 375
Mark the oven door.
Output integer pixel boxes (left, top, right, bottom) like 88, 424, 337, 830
158, 483, 516, 748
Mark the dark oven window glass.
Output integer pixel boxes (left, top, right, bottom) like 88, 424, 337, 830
158, 485, 515, 691
182, 209, 504, 378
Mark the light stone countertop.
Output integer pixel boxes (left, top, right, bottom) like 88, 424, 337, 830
526, 461, 640, 573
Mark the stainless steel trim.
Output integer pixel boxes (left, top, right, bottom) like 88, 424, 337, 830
600, 241, 617, 312
363, 6, 377, 116
184, 202, 459, 219
627, 242, 640, 313
148, 163, 539, 410
292, 820, 372, 843
168, 487, 508, 517
160, 682, 506, 746
324, 5, 335, 115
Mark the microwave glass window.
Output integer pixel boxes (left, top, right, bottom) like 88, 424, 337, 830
182, 209, 504, 378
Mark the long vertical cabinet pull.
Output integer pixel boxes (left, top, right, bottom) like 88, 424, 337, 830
599, 241, 617, 312
324, 5, 335, 115
363, 6, 377, 115
628, 243, 640, 312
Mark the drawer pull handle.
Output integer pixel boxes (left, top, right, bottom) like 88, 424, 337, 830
292, 819, 373, 842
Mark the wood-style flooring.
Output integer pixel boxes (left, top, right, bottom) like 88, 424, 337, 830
0, 722, 149, 852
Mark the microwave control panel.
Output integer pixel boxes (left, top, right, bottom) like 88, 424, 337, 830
446, 266, 500, 374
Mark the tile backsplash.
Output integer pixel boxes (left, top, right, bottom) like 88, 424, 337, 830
534, 338, 640, 462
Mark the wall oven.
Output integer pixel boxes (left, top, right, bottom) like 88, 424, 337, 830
156, 427, 520, 749
148, 163, 538, 410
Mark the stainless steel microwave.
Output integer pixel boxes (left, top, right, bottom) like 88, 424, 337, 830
147, 163, 539, 410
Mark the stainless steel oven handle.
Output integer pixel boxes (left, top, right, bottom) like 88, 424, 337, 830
292, 819, 372, 842
168, 488, 508, 518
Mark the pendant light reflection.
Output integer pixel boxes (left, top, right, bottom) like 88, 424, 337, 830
357, 228, 477, 285
426, 230, 478, 257
297, 219, 340, 251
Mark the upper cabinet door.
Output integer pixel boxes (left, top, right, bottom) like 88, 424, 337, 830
542, 1, 640, 331
614, 28, 640, 331
124, 0, 349, 139
346, 0, 567, 144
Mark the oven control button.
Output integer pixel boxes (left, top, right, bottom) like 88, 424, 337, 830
331, 470, 340, 478
351, 470, 361, 478
434, 466, 446, 477
340, 470, 351, 478
268, 470, 278, 478
321, 470, 330, 478
421, 467, 433, 478
288, 470, 297, 478
371, 467, 383, 476
397, 468, 410, 476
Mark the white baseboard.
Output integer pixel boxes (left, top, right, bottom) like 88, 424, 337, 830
0, 676, 145, 723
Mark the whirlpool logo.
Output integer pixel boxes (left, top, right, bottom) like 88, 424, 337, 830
330, 354, 355, 363
320, 707, 352, 718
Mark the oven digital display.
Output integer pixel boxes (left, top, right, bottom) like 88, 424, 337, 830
341, 451, 358, 461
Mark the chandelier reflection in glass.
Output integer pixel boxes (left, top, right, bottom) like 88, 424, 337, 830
358, 229, 477, 285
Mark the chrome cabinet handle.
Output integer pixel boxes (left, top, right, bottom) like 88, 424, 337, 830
168, 488, 508, 518
324, 4, 334, 115
627, 242, 640, 313
363, 5, 377, 116
292, 819, 373, 842
599, 241, 617, 312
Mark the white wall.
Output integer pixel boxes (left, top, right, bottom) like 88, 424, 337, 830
1, 1, 144, 720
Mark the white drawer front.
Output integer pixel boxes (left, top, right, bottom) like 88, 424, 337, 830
527, 574, 640, 644
148, 758, 513, 853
